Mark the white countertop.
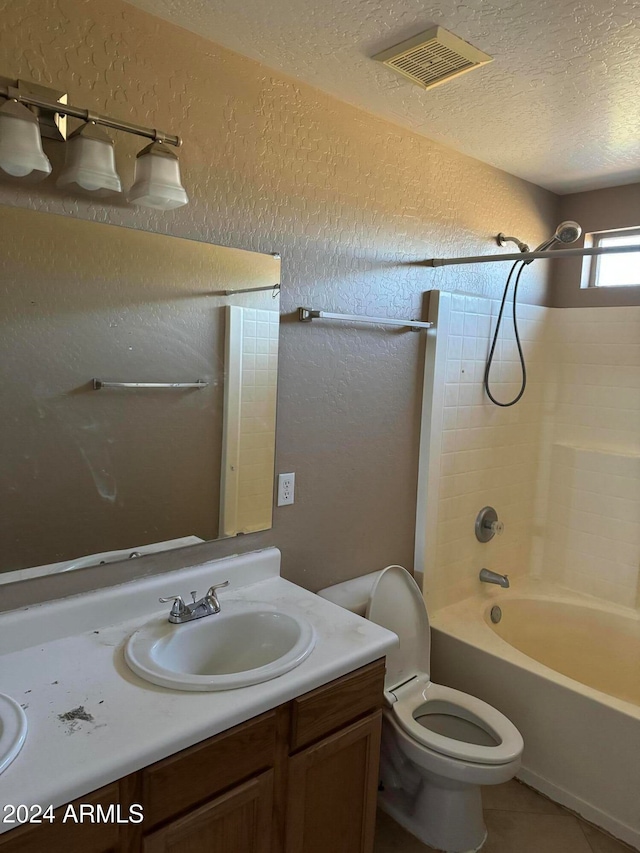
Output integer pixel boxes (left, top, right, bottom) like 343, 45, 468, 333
0, 548, 396, 830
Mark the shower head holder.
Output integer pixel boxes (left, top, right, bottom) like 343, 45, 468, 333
496, 233, 530, 253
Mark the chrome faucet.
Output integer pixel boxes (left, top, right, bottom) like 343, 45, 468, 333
479, 568, 509, 589
159, 581, 230, 624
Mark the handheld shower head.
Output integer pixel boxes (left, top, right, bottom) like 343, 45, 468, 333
533, 220, 582, 253
523, 220, 583, 262
486, 219, 583, 407
554, 221, 582, 244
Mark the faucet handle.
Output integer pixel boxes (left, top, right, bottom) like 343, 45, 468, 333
159, 595, 188, 618
205, 580, 230, 613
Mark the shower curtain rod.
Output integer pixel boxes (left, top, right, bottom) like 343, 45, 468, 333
422, 244, 640, 267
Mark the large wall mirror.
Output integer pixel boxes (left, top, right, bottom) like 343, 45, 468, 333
0, 206, 280, 583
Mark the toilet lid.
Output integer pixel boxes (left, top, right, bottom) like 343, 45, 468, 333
366, 566, 430, 693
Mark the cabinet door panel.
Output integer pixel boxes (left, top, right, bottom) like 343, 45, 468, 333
142, 711, 276, 829
291, 660, 384, 751
143, 770, 273, 853
285, 712, 382, 853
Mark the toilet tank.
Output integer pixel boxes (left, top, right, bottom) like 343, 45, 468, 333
317, 570, 385, 616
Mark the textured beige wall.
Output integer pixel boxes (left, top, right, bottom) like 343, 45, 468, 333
551, 183, 640, 307
0, 0, 558, 609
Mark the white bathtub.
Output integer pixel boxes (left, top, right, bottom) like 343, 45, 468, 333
429, 580, 640, 850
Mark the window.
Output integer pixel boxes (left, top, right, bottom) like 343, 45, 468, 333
585, 227, 640, 288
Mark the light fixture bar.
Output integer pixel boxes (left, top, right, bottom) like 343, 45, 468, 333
422, 244, 640, 267
0, 85, 180, 147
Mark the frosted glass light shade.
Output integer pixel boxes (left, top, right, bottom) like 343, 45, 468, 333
0, 100, 52, 180
57, 122, 122, 196
127, 141, 188, 210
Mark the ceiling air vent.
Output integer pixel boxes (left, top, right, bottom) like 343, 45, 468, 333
374, 26, 493, 90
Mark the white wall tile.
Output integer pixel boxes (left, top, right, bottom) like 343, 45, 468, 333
534, 307, 640, 607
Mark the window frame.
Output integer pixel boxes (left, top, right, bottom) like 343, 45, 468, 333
583, 226, 640, 289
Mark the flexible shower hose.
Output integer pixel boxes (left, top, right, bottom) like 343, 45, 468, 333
484, 261, 527, 407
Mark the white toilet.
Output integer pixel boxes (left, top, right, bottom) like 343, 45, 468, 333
318, 566, 524, 853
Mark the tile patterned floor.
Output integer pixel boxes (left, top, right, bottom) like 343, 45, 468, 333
373, 780, 635, 853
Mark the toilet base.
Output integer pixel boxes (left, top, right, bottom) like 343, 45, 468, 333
378, 777, 487, 853
377, 701, 521, 853
379, 716, 491, 852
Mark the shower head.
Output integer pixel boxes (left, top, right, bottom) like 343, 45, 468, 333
533, 220, 582, 253
554, 220, 582, 244
522, 221, 582, 263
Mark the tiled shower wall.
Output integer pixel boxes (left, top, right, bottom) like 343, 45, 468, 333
419, 297, 640, 611
417, 291, 549, 610
534, 306, 640, 607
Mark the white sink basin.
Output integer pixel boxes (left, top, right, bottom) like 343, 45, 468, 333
0, 694, 28, 775
125, 601, 316, 691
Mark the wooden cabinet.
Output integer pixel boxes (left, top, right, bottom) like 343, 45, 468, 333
143, 772, 274, 853
290, 659, 385, 751
0, 659, 385, 853
141, 711, 278, 830
286, 713, 382, 853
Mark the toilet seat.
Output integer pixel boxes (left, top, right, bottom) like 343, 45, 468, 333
390, 678, 524, 766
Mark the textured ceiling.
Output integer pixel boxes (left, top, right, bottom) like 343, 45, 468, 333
123, 0, 640, 194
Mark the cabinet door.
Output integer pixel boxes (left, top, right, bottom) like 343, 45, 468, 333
285, 712, 382, 853
143, 770, 273, 853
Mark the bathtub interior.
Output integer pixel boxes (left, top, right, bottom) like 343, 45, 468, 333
485, 596, 640, 707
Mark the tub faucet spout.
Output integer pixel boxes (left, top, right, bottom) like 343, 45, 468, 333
479, 568, 509, 588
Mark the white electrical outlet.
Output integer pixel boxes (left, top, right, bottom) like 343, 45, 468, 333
277, 472, 295, 506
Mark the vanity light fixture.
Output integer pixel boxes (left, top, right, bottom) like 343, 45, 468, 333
0, 78, 187, 209
0, 99, 52, 180
57, 122, 122, 196
128, 141, 189, 210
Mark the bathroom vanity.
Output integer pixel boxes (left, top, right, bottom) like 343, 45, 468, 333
0, 548, 396, 853
0, 659, 385, 853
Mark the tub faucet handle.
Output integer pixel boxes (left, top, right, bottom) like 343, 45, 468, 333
475, 506, 504, 542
